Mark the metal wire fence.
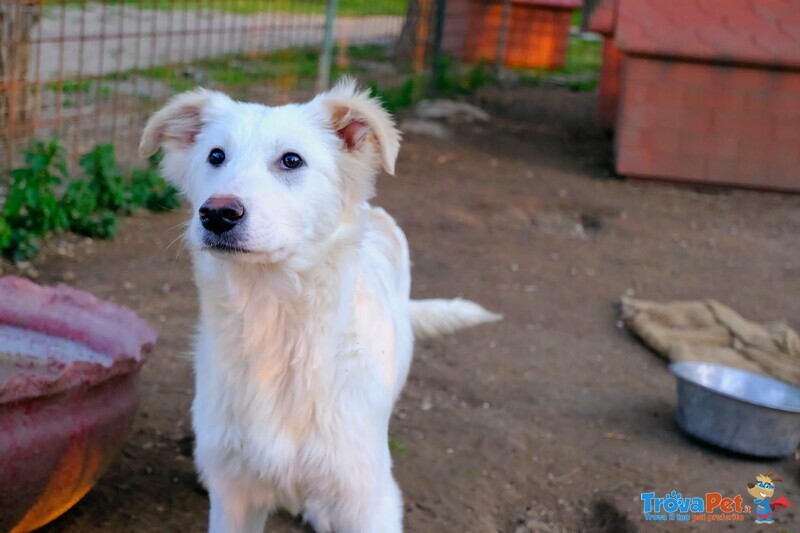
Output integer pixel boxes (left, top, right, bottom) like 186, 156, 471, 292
0, 0, 602, 175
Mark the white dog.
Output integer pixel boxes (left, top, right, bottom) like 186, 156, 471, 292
140, 79, 500, 533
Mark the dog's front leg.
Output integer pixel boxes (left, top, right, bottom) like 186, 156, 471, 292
199, 451, 272, 533
317, 471, 402, 533
208, 488, 269, 533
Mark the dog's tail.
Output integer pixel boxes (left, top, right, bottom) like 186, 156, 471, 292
410, 298, 502, 340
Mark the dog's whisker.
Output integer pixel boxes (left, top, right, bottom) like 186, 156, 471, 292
172, 241, 190, 266
166, 233, 187, 252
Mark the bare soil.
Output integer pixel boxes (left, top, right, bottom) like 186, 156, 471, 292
15, 84, 800, 532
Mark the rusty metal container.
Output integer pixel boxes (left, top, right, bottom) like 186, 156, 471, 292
444, 0, 581, 69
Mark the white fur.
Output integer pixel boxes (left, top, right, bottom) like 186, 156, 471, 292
141, 79, 500, 533
410, 298, 502, 340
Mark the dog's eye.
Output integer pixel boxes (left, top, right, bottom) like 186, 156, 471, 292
208, 148, 226, 167
281, 152, 303, 170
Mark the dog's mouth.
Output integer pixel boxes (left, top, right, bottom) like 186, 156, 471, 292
199, 233, 291, 262
204, 242, 251, 254
201, 234, 252, 255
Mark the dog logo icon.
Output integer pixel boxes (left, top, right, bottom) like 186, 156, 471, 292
746, 472, 791, 524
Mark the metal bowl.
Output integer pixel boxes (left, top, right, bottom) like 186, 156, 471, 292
669, 361, 800, 458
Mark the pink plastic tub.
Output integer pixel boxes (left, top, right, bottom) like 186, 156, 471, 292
0, 276, 156, 532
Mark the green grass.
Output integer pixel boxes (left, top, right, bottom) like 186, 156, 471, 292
366, 57, 497, 114
433, 57, 494, 97
45, 79, 91, 93
43, 79, 115, 106
336, 43, 390, 61
126, 45, 369, 92
67, 0, 408, 16
388, 436, 406, 454
571, 9, 583, 28
563, 38, 603, 73
39, 43, 385, 108
369, 77, 421, 114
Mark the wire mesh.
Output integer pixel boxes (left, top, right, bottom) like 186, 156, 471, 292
0, 0, 603, 177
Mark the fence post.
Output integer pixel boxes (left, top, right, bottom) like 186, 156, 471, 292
317, 0, 339, 92
429, 0, 447, 92
494, 0, 512, 74
582, 0, 601, 31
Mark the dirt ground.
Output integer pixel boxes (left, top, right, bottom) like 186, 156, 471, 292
15, 84, 800, 532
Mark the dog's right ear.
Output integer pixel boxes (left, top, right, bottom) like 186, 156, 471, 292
316, 78, 401, 176
139, 89, 230, 157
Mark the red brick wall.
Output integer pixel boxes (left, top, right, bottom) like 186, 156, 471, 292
616, 56, 800, 191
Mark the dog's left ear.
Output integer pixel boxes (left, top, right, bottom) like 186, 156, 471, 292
318, 78, 401, 175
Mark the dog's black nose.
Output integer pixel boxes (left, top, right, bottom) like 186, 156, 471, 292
199, 196, 245, 235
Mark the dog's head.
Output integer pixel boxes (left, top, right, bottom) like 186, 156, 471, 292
139, 78, 400, 265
